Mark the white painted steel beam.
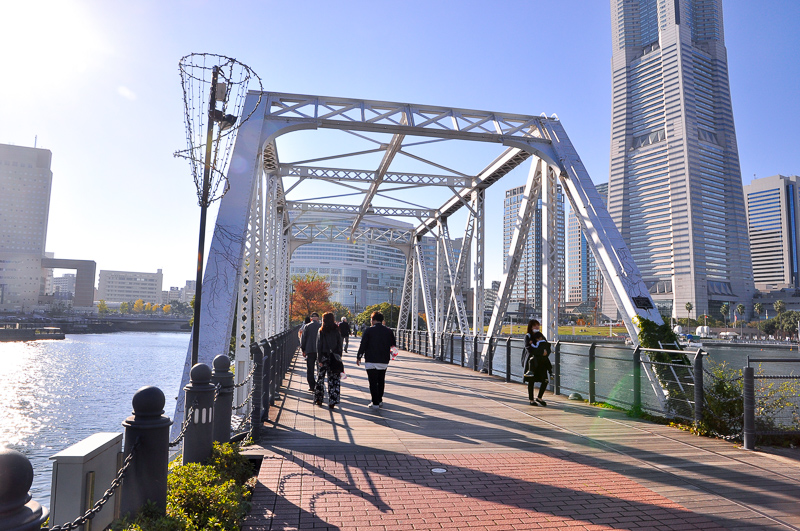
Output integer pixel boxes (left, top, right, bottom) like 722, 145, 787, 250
285, 201, 434, 219
479, 159, 543, 369
541, 164, 559, 341
279, 165, 471, 187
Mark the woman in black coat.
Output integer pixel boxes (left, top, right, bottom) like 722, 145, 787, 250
522, 319, 552, 406
315, 312, 344, 409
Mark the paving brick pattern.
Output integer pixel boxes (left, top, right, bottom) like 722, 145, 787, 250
245, 452, 723, 530
242, 343, 800, 530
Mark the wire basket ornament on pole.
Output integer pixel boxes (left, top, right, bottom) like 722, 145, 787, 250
175, 53, 262, 365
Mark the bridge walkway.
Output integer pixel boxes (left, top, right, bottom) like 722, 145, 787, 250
242, 339, 800, 530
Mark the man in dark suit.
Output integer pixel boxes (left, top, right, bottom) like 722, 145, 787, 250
300, 312, 321, 391
356, 311, 396, 409
338, 317, 351, 352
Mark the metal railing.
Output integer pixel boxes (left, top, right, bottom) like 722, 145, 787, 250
397, 329, 704, 419
743, 357, 800, 450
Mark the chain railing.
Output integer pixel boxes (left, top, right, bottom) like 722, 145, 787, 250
45, 438, 140, 531
169, 400, 198, 448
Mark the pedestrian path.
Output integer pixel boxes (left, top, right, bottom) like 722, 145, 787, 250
242, 341, 800, 530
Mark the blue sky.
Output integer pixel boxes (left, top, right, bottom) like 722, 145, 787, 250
1, 0, 798, 289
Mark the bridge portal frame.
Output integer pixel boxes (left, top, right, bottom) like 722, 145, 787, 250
173, 91, 668, 430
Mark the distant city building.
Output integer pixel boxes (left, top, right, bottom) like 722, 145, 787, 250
164, 287, 183, 304
289, 214, 468, 316
744, 175, 800, 292
182, 280, 196, 303
607, 0, 754, 320
485, 280, 500, 311
502, 184, 565, 317
97, 269, 163, 304
0, 144, 53, 309
568, 183, 608, 311
52, 273, 76, 299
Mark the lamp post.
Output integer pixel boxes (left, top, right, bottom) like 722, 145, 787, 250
350, 290, 357, 317
389, 288, 395, 328
290, 284, 295, 323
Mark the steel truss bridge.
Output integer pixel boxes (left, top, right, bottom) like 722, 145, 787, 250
174, 91, 667, 424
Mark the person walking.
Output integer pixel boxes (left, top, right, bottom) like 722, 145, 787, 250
338, 317, 351, 352
315, 312, 344, 409
300, 312, 321, 392
522, 319, 552, 406
356, 311, 396, 409
298, 315, 311, 341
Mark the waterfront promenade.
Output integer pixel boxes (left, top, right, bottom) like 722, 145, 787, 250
242, 340, 800, 530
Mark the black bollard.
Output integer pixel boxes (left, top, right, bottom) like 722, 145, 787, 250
182, 363, 216, 465
211, 355, 234, 443
120, 386, 172, 517
0, 448, 49, 531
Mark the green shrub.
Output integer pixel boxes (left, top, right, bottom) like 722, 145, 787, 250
207, 441, 254, 484
112, 443, 254, 531
168, 463, 249, 531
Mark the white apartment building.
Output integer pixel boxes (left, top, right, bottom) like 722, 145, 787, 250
606, 0, 754, 320
97, 269, 164, 304
0, 144, 53, 309
744, 175, 800, 292
502, 184, 565, 316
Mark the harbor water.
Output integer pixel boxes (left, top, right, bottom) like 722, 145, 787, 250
0, 332, 187, 508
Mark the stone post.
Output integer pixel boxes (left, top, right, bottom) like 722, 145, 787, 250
120, 386, 172, 517
693, 350, 704, 424
211, 355, 234, 443
743, 366, 755, 450
182, 364, 215, 465
0, 448, 49, 531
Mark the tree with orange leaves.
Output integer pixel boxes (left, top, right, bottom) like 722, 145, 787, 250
290, 271, 334, 322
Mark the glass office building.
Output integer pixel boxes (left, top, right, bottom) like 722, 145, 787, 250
606, 0, 754, 320
502, 184, 565, 316
743, 175, 800, 292
568, 183, 608, 306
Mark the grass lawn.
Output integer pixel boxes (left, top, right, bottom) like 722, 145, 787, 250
482, 325, 628, 336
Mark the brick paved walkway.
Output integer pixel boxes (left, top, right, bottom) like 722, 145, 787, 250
242, 343, 800, 530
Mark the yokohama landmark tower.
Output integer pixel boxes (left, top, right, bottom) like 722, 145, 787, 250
607, 0, 754, 320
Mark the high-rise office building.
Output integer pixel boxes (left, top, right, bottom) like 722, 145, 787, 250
0, 144, 53, 309
607, 0, 754, 320
502, 184, 565, 316
743, 175, 800, 292
568, 183, 608, 308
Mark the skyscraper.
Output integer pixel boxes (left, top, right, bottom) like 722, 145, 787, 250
607, 0, 754, 320
568, 183, 608, 307
743, 175, 800, 292
503, 184, 565, 316
0, 144, 53, 308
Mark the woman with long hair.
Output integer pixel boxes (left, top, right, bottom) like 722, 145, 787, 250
315, 312, 344, 408
522, 319, 552, 406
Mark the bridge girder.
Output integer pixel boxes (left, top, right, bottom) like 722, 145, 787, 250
174, 90, 667, 430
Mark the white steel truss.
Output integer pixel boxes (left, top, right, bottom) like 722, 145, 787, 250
175, 90, 668, 426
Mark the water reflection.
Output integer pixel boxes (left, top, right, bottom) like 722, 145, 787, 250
0, 332, 187, 507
